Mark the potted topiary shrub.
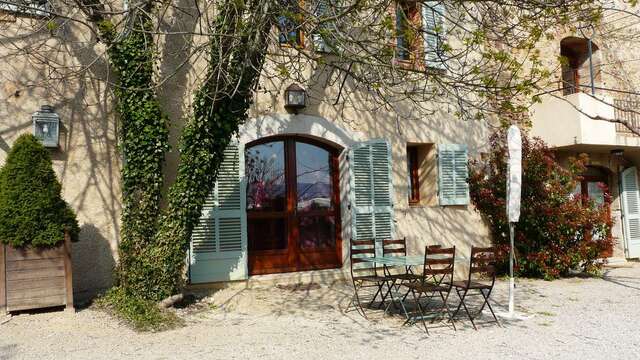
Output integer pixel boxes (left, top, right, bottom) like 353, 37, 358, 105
0, 134, 79, 313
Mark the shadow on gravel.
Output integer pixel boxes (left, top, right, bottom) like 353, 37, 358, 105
601, 269, 640, 291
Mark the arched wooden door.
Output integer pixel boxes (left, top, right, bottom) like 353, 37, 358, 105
245, 136, 342, 275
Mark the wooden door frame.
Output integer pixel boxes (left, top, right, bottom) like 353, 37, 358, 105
579, 166, 613, 257
246, 135, 343, 275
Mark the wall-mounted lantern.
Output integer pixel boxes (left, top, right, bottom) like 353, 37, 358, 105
32, 105, 60, 148
284, 84, 306, 113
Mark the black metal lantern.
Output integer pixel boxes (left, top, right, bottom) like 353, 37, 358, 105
32, 105, 60, 148
284, 84, 306, 113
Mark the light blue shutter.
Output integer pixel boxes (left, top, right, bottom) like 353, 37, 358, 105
621, 167, 640, 258
422, 1, 446, 69
312, 0, 331, 52
349, 140, 394, 255
189, 142, 248, 283
438, 144, 469, 206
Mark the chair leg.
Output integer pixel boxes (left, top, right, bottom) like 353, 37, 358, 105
380, 279, 397, 311
456, 288, 477, 330
451, 287, 464, 320
367, 283, 383, 309
411, 290, 429, 334
479, 288, 501, 327
351, 281, 368, 319
438, 290, 457, 331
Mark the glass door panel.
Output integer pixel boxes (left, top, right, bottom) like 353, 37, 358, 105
247, 137, 342, 275
246, 141, 286, 212
295, 142, 340, 270
246, 141, 290, 274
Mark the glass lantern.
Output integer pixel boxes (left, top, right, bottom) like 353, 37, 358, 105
32, 105, 60, 148
284, 84, 306, 113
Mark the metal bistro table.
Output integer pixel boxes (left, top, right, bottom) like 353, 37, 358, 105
359, 254, 468, 321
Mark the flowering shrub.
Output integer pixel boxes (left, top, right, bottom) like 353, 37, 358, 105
469, 132, 613, 279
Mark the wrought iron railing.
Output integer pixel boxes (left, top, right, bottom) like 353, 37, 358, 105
614, 98, 640, 136
550, 78, 640, 136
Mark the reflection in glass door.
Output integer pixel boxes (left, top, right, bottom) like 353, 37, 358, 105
246, 137, 341, 275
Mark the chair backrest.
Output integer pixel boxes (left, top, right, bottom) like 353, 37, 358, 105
422, 246, 455, 285
468, 246, 498, 284
426, 244, 442, 251
382, 238, 407, 257
350, 239, 377, 276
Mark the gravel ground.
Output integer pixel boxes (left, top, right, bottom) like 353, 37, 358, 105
1, 264, 640, 360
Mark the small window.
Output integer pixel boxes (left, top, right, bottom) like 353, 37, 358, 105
406, 143, 436, 206
278, 0, 304, 47
396, 1, 420, 61
407, 146, 420, 204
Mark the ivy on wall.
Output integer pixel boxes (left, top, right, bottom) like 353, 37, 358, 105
147, 2, 273, 300
90, 2, 273, 301
99, 13, 170, 297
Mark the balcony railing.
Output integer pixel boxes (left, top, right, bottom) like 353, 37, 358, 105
555, 77, 640, 137
614, 98, 640, 136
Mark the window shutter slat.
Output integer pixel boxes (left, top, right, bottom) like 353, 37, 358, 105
438, 144, 469, 206
349, 140, 395, 253
190, 141, 248, 283
622, 167, 640, 258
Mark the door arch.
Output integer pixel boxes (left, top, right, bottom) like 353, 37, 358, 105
245, 135, 342, 275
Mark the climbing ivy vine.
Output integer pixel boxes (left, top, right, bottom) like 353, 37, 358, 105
98, 12, 170, 298
145, 2, 274, 300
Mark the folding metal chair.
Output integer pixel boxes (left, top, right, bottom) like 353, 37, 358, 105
378, 238, 420, 313
402, 246, 457, 334
450, 246, 501, 330
348, 239, 389, 319
382, 238, 421, 283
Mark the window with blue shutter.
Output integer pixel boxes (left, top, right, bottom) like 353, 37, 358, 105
312, 0, 344, 53
438, 144, 469, 206
189, 142, 248, 283
0, 0, 48, 16
422, 1, 446, 69
349, 140, 395, 254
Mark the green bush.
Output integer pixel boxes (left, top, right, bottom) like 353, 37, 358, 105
0, 134, 79, 247
469, 132, 613, 279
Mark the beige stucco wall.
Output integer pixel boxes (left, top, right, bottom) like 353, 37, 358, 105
242, 67, 493, 275
0, 6, 495, 297
0, 17, 120, 300
528, 2, 640, 260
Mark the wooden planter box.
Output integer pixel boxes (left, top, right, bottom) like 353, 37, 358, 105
0, 233, 74, 313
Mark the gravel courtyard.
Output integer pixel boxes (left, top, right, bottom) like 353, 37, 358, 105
1, 264, 639, 360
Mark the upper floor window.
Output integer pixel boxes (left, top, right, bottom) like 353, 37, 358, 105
560, 36, 601, 95
396, 1, 420, 61
394, 1, 446, 69
278, 0, 304, 47
0, 0, 48, 17
422, 1, 446, 69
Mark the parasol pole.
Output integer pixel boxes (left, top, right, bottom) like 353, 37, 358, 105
504, 125, 521, 319
509, 222, 515, 316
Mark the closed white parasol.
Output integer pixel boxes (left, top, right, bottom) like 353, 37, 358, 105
506, 125, 521, 317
